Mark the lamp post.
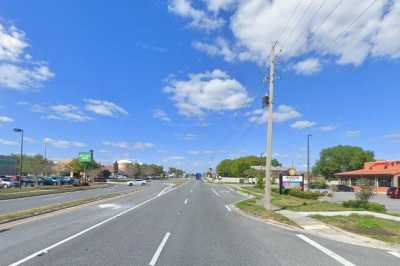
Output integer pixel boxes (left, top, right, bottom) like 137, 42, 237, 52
307, 134, 312, 191
13, 128, 24, 191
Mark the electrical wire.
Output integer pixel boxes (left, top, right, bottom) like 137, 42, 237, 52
276, 0, 302, 47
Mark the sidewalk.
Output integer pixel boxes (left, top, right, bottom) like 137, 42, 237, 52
277, 209, 400, 250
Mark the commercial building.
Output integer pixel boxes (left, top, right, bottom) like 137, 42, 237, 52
335, 160, 400, 193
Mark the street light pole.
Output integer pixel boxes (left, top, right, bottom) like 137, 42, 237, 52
307, 134, 312, 191
13, 128, 24, 191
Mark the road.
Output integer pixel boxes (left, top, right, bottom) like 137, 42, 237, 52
0, 179, 399, 265
0, 183, 141, 214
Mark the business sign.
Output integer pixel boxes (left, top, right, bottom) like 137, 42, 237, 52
79, 152, 92, 163
0, 155, 17, 175
282, 175, 303, 188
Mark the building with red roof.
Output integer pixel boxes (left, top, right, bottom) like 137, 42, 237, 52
335, 160, 400, 193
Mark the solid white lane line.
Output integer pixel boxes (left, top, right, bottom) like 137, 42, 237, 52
388, 251, 400, 258
149, 232, 171, 266
296, 234, 356, 266
184, 198, 188, 205
9, 186, 178, 266
211, 188, 220, 197
225, 205, 232, 212
190, 189, 193, 193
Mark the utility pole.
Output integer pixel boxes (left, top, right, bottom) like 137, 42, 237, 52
264, 42, 277, 210
307, 134, 312, 191
13, 128, 24, 191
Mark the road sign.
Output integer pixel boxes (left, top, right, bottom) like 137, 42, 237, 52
279, 174, 304, 193
79, 152, 92, 163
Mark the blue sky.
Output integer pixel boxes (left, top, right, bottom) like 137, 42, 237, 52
0, 0, 399, 172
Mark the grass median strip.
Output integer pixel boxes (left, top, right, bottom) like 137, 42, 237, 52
235, 198, 298, 227
0, 184, 110, 200
0, 191, 128, 224
312, 214, 400, 244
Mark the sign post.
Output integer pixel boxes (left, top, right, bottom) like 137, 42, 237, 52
279, 168, 304, 192
79, 152, 92, 183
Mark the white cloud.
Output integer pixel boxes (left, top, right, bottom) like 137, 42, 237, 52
181, 133, 197, 141
247, 104, 301, 124
0, 138, 18, 145
24, 137, 37, 143
293, 58, 321, 75
319, 125, 336, 132
168, 0, 224, 31
162, 155, 185, 162
0, 115, 13, 124
384, 133, 400, 142
43, 137, 86, 149
32, 104, 92, 122
84, 99, 128, 117
103, 141, 155, 150
174, 0, 400, 69
0, 23, 54, 90
193, 37, 236, 62
346, 130, 361, 137
153, 109, 171, 122
164, 69, 252, 117
203, 0, 236, 13
291, 120, 316, 129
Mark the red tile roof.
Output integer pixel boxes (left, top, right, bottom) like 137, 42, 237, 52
335, 169, 400, 176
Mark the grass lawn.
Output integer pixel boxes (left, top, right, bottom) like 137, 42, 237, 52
235, 198, 298, 227
313, 214, 400, 244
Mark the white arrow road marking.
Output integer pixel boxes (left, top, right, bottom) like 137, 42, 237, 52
211, 188, 220, 197
225, 205, 232, 212
388, 251, 400, 258
98, 203, 122, 210
184, 198, 188, 205
297, 234, 356, 266
149, 232, 171, 266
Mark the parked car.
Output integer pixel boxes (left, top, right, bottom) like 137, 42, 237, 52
22, 176, 35, 187
0, 176, 13, 188
60, 176, 75, 185
387, 187, 397, 197
127, 179, 146, 186
389, 188, 400, 199
0, 176, 17, 188
335, 184, 354, 192
38, 177, 56, 186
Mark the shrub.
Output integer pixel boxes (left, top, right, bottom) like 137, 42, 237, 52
356, 178, 374, 202
342, 200, 385, 212
287, 189, 320, 200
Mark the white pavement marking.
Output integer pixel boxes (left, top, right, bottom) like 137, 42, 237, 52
149, 232, 171, 266
388, 251, 400, 258
190, 189, 193, 193
225, 205, 232, 212
211, 188, 221, 197
184, 198, 188, 205
98, 203, 122, 210
9, 185, 178, 266
297, 234, 356, 266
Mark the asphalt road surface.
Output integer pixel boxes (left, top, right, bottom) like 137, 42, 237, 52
0, 179, 399, 266
0, 183, 141, 214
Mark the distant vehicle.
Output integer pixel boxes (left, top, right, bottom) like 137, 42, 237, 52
335, 184, 354, 192
127, 179, 146, 186
195, 173, 202, 180
387, 187, 397, 197
389, 188, 400, 199
60, 176, 75, 185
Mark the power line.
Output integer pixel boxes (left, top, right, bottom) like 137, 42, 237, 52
280, 0, 314, 50
312, 0, 345, 35
276, 0, 302, 46
321, 0, 380, 53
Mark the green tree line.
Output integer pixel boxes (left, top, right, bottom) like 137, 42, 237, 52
216, 156, 281, 177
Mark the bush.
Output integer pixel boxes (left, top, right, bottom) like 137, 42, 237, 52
287, 189, 321, 200
355, 179, 374, 202
342, 200, 385, 212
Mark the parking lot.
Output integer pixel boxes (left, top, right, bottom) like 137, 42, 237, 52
331, 192, 400, 213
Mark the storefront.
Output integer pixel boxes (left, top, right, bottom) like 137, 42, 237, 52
335, 161, 400, 193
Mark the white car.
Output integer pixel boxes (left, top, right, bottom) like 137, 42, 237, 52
0, 178, 12, 188
127, 179, 146, 186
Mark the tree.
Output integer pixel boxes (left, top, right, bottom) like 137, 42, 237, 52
216, 156, 281, 177
66, 158, 100, 176
13, 154, 54, 176
313, 145, 374, 179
